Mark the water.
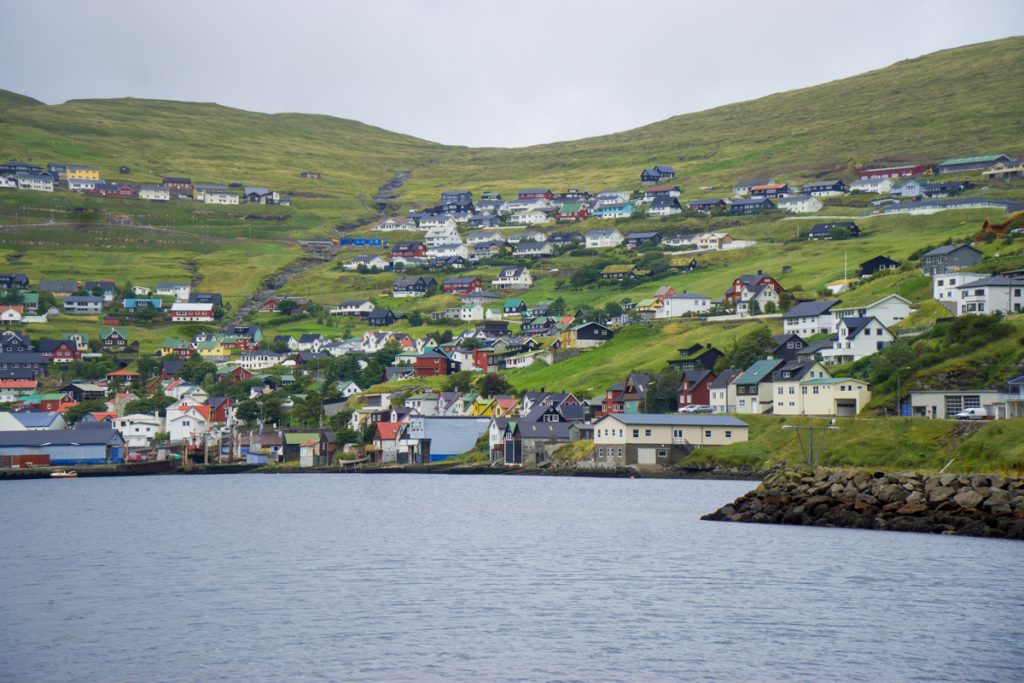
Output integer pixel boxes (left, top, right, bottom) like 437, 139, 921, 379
1, 474, 1022, 682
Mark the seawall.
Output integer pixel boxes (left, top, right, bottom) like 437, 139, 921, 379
702, 469, 1024, 540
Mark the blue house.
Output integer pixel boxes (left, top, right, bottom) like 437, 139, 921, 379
0, 428, 124, 465
123, 298, 163, 310
640, 165, 676, 183
730, 197, 775, 215
594, 202, 635, 219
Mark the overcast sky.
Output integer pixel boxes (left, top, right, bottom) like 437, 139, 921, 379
2, 1, 1022, 147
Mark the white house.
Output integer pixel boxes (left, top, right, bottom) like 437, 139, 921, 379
655, 293, 712, 318
850, 177, 893, 194
466, 231, 504, 245
0, 306, 24, 323
424, 223, 461, 247
696, 232, 733, 250
16, 172, 54, 192
167, 406, 211, 445
891, 179, 924, 198
954, 275, 1024, 316
823, 317, 894, 365
509, 210, 550, 226
66, 177, 98, 192
933, 272, 985, 311
329, 300, 375, 316
420, 214, 457, 232
782, 300, 840, 336
342, 254, 390, 271
492, 266, 532, 290
376, 216, 418, 232
427, 242, 469, 259
585, 229, 624, 249
156, 282, 191, 301
238, 350, 286, 371
204, 190, 240, 205
169, 302, 215, 322
114, 414, 165, 450
777, 196, 823, 213
832, 294, 913, 330
139, 184, 171, 201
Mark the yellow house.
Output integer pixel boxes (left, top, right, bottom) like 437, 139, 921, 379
771, 361, 831, 415
798, 377, 871, 417
65, 164, 102, 181
157, 338, 190, 357
194, 339, 229, 359
471, 395, 496, 417
559, 321, 614, 350
593, 413, 749, 466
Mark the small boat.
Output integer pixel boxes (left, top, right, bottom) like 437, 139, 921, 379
50, 468, 78, 478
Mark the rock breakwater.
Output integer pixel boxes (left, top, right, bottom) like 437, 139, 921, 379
702, 469, 1024, 540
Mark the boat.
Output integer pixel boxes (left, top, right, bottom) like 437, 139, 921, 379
50, 468, 78, 478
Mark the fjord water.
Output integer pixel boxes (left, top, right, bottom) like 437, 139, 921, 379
1, 475, 1022, 682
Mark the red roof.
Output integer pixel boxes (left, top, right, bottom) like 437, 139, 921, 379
107, 369, 140, 377
0, 305, 24, 314
751, 183, 786, 190
375, 421, 401, 440
0, 380, 36, 389
89, 411, 117, 421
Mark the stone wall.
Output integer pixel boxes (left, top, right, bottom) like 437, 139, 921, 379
702, 469, 1024, 540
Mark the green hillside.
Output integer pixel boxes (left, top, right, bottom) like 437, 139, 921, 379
1, 36, 1023, 229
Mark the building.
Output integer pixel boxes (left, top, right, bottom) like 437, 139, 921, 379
730, 197, 775, 214
114, 414, 165, 451
688, 198, 728, 213
329, 299, 375, 317
560, 322, 613, 350
585, 229, 624, 249
935, 154, 1011, 174
0, 428, 124, 465
749, 183, 792, 198
824, 317, 894, 365
954, 274, 1024, 315
169, 303, 215, 322
857, 164, 929, 180
849, 177, 893, 194
414, 350, 459, 377
832, 294, 912, 330
625, 232, 661, 249
640, 165, 676, 183
920, 244, 983, 276
655, 293, 712, 318
492, 267, 532, 290
677, 370, 716, 410
708, 369, 743, 413
156, 283, 192, 300
733, 178, 774, 196
593, 203, 635, 220
592, 413, 748, 466
15, 172, 54, 192
808, 222, 860, 240
63, 295, 104, 315
204, 189, 240, 205
778, 196, 823, 213
909, 390, 1008, 419
442, 277, 482, 295
859, 255, 900, 277
801, 180, 846, 196
139, 184, 171, 201
783, 300, 840, 336
796, 377, 872, 417
733, 359, 785, 414
392, 276, 436, 298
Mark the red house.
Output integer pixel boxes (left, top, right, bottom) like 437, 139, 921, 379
724, 272, 784, 305
208, 397, 233, 423
414, 351, 458, 377
223, 366, 255, 383
857, 164, 930, 180
39, 339, 81, 363
518, 189, 553, 200
677, 370, 716, 410
391, 242, 427, 259
441, 277, 482, 295
472, 348, 496, 372
261, 299, 280, 312
556, 203, 590, 221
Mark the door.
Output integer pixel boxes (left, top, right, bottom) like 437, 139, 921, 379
638, 448, 657, 465
836, 400, 857, 418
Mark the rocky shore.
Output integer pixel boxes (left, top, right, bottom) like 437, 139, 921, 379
702, 469, 1024, 540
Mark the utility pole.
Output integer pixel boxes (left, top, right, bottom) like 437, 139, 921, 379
781, 424, 838, 468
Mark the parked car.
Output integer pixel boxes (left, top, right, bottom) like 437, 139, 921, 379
680, 404, 714, 414
955, 408, 989, 420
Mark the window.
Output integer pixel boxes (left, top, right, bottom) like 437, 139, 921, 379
704, 430, 712, 438
632, 429, 639, 438
725, 431, 732, 438
789, 387, 795, 395
644, 429, 652, 437
813, 387, 819, 395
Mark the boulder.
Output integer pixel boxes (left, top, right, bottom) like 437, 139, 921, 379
989, 475, 1006, 490
984, 489, 1010, 507
928, 486, 957, 504
876, 484, 909, 504
905, 491, 925, 505
897, 503, 929, 515
939, 473, 959, 487
954, 489, 984, 509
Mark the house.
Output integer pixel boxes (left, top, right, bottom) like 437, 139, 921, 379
63, 295, 104, 315
0, 305, 23, 323
593, 203, 635, 220
560, 322, 613, 350
466, 231, 504, 246
696, 232, 734, 250
393, 276, 436, 298
640, 165, 676, 184
891, 179, 925, 198
730, 197, 775, 214
16, 172, 55, 192
601, 264, 643, 281
139, 184, 170, 201
920, 244, 983, 275
518, 189, 553, 200
724, 272, 784, 309
625, 232, 660, 249
414, 350, 460, 377
0, 274, 29, 291
556, 202, 590, 221
778, 196, 823, 214
801, 180, 847, 197
669, 344, 723, 372
39, 280, 78, 297
648, 196, 683, 217
655, 293, 712, 318
783, 300, 840, 336
859, 255, 900, 277
169, 303, 215, 322
296, 333, 324, 352
750, 183, 792, 199
421, 214, 458, 234
163, 177, 192, 190
114, 414, 166, 450
688, 198, 728, 213
203, 189, 239, 205
733, 359, 785, 414
850, 177, 894, 194
376, 216, 417, 232
9, 410, 65, 431
100, 326, 129, 352
83, 280, 117, 302
921, 181, 968, 198
328, 299, 376, 317
156, 283, 192, 300
832, 294, 912, 330
585, 229, 624, 249
935, 154, 1011, 174
982, 159, 1024, 180
708, 368, 743, 413
467, 214, 502, 229
0, 330, 31, 352
514, 242, 553, 258
391, 242, 427, 259
642, 185, 681, 202
824, 317, 894, 365
857, 165, 929, 180
123, 297, 163, 311
189, 292, 223, 307
62, 381, 106, 402
593, 413, 748, 466
38, 339, 80, 363
343, 254, 391, 271
0, 428, 124, 466
442, 277, 482, 295
492, 267, 532, 290
66, 177, 98, 192
733, 178, 774, 196
367, 308, 400, 327
503, 298, 529, 316
797, 377, 872, 417
770, 333, 807, 361
677, 370, 716, 411
0, 378, 37, 404
509, 210, 550, 226
167, 405, 212, 445
954, 275, 1024, 315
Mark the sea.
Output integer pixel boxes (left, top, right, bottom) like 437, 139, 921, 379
1, 474, 1022, 682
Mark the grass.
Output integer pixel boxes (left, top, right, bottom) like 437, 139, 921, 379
686, 414, 1024, 475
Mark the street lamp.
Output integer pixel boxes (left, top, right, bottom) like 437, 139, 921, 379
781, 423, 839, 468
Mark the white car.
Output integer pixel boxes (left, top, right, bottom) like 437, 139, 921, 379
680, 404, 713, 414
954, 408, 988, 420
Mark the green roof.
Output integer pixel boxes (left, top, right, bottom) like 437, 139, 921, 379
162, 338, 188, 348
801, 377, 866, 385
284, 432, 319, 445
937, 154, 1007, 166
601, 264, 637, 274
560, 202, 583, 212
505, 298, 525, 307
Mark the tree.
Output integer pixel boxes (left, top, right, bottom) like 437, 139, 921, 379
177, 356, 217, 384
716, 326, 777, 372
603, 301, 623, 319
125, 393, 176, 417
291, 393, 324, 429
63, 399, 110, 426
645, 368, 681, 413
443, 371, 475, 393
548, 297, 567, 316
235, 399, 262, 425
407, 311, 424, 327
763, 301, 777, 314
478, 373, 511, 398
277, 299, 299, 315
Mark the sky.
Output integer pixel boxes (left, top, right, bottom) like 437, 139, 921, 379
2, 0, 1023, 148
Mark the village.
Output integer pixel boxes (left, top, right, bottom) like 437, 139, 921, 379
1, 151, 1023, 473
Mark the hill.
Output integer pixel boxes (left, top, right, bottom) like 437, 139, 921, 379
1, 36, 1022, 230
